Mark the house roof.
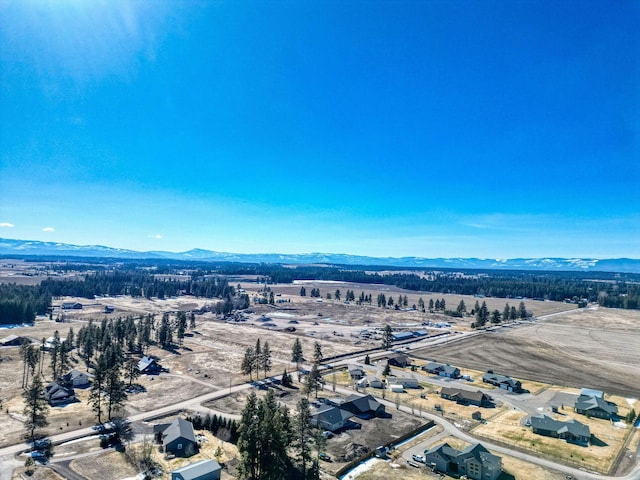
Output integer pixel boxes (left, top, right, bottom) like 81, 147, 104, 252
162, 418, 196, 446
313, 405, 352, 425
387, 376, 418, 385
138, 356, 158, 372
441, 387, 490, 403
342, 393, 383, 414
425, 442, 501, 467
64, 369, 93, 380
482, 373, 520, 388
575, 395, 618, 416
44, 382, 75, 401
391, 332, 414, 341
531, 415, 590, 439
580, 388, 604, 398
172, 459, 221, 480
388, 354, 411, 363
424, 362, 459, 374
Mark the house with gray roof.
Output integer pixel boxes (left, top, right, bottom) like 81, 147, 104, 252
43, 381, 78, 406
0, 334, 31, 347
424, 442, 502, 480
575, 394, 618, 420
482, 372, 523, 392
311, 405, 353, 432
387, 354, 411, 368
340, 393, 387, 418
348, 365, 365, 380
356, 376, 384, 389
440, 387, 492, 407
422, 362, 461, 378
157, 418, 198, 457
172, 459, 221, 480
61, 369, 93, 388
138, 356, 162, 375
530, 415, 591, 444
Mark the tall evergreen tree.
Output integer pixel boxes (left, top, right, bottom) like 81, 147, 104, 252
382, 324, 393, 350
312, 341, 323, 364
291, 339, 304, 371
293, 397, 313, 478
23, 374, 48, 443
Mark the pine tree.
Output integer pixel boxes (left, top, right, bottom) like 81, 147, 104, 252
23, 372, 48, 443
294, 397, 313, 477
382, 324, 393, 350
313, 341, 323, 364
291, 339, 304, 371
262, 341, 272, 378
503, 303, 511, 322
241, 346, 256, 381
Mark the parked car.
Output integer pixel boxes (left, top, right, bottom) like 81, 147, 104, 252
318, 452, 331, 461
412, 454, 425, 463
322, 431, 334, 439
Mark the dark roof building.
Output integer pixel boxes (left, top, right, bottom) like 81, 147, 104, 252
138, 356, 162, 375
43, 381, 78, 406
422, 362, 461, 378
391, 331, 414, 342
310, 405, 353, 432
424, 442, 502, 480
0, 335, 31, 347
482, 372, 523, 392
387, 354, 411, 368
348, 365, 365, 380
530, 415, 591, 444
61, 302, 83, 310
440, 387, 492, 407
157, 418, 198, 457
61, 369, 93, 388
171, 459, 221, 480
340, 393, 386, 418
575, 394, 618, 420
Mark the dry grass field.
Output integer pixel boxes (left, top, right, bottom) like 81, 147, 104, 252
412, 307, 640, 397
471, 404, 634, 474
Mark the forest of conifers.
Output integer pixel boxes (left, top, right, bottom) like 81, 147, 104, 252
1, 260, 638, 325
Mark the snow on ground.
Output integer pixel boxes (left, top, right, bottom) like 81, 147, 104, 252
339, 458, 384, 480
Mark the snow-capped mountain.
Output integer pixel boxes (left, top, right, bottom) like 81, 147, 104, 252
0, 237, 638, 273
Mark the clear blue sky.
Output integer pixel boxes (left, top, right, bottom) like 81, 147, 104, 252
1, 1, 638, 258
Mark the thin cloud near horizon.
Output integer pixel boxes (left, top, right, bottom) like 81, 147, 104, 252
42, 227, 55, 232
0, 223, 14, 228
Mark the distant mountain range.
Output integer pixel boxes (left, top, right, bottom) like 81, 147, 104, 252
0, 237, 639, 273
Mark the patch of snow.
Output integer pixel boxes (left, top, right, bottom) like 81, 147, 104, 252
270, 313, 294, 318
339, 458, 384, 480
626, 398, 637, 407
614, 421, 627, 428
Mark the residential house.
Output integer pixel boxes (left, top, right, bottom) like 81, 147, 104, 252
172, 459, 221, 480
356, 376, 384, 389
440, 387, 493, 407
387, 354, 411, 368
156, 418, 198, 457
43, 381, 78, 406
61, 302, 83, 310
575, 394, 618, 420
530, 415, 591, 444
61, 369, 93, 388
390, 384, 404, 393
348, 365, 365, 380
424, 442, 502, 480
422, 362, 461, 379
482, 372, 523, 392
340, 394, 387, 418
0, 335, 30, 347
138, 356, 162, 375
310, 405, 353, 432
386, 376, 419, 389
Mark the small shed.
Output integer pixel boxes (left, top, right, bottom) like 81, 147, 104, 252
390, 384, 404, 393
472, 411, 482, 421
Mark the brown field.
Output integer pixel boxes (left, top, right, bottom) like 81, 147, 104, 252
412, 307, 640, 397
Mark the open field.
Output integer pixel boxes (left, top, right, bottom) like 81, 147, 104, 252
412, 307, 640, 397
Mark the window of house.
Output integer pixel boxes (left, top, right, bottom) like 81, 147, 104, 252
178, 443, 183, 449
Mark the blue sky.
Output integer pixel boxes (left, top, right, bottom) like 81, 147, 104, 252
1, 1, 638, 258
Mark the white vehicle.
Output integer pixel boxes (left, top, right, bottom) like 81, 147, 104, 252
412, 454, 425, 463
